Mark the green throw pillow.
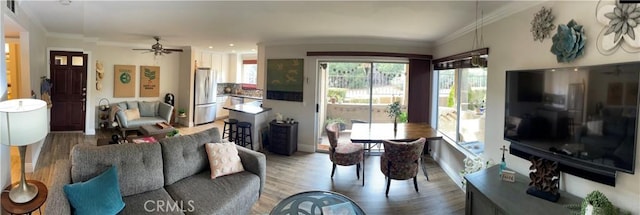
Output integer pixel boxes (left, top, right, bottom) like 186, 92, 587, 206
63, 166, 125, 215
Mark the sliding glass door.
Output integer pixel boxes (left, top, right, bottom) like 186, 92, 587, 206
318, 61, 408, 151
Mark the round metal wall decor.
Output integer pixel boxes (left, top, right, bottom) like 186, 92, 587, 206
531, 7, 555, 42
596, 1, 640, 54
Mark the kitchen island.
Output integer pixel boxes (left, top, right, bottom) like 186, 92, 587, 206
223, 103, 272, 151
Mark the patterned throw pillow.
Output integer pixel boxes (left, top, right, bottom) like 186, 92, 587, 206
205, 142, 245, 179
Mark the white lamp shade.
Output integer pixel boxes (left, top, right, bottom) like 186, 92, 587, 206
0, 99, 48, 146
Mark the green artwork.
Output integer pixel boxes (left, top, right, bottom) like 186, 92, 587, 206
119, 71, 131, 83
266, 59, 303, 102
143, 68, 156, 80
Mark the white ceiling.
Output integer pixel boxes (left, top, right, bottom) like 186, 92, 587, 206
13, 1, 538, 53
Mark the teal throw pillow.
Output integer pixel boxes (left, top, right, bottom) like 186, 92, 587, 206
63, 166, 125, 215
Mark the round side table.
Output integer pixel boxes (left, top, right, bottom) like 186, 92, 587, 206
1, 180, 48, 215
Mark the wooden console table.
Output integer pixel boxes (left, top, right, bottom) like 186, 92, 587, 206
465, 165, 581, 215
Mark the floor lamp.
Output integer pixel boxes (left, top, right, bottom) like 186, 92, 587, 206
0, 99, 47, 203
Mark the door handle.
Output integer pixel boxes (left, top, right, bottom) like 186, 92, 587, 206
205, 76, 209, 98
82, 98, 86, 112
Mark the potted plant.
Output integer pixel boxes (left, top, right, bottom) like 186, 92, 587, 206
325, 117, 346, 131
178, 109, 186, 117
386, 101, 402, 131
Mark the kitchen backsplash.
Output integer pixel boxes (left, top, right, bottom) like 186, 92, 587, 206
217, 83, 263, 98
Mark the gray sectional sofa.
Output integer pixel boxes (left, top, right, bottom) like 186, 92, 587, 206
46, 128, 266, 215
114, 101, 174, 137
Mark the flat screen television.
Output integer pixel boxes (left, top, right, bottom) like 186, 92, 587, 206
504, 62, 639, 186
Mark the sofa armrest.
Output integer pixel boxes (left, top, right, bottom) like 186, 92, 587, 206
157, 102, 174, 122
115, 109, 129, 128
236, 146, 266, 195
44, 159, 72, 215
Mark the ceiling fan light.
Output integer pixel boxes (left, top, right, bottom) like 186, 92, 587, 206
59, 0, 72, 5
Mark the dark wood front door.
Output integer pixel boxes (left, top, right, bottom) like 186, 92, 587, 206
50, 51, 87, 131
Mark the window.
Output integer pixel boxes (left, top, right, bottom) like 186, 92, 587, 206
242, 60, 257, 84
434, 49, 488, 156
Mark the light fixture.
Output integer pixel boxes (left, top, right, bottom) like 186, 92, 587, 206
229, 43, 235, 47
470, 0, 484, 67
0, 99, 47, 203
59, 0, 72, 6
208, 46, 213, 49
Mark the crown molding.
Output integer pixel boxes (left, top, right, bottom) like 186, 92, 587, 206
436, 1, 546, 46
46, 32, 99, 43
259, 37, 432, 49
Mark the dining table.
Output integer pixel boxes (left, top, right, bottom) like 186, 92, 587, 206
350, 122, 442, 186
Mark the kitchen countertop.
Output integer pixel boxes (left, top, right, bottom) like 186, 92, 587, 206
217, 94, 262, 100
223, 104, 271, 114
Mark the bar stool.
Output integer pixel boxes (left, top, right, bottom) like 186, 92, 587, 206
236, 122, 253, 150
222, 119, 238, 142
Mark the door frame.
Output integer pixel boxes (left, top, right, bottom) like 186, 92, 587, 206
314, 57, 409, 152
47, 48, 94, 134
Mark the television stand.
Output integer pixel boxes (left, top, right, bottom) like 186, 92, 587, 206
464, 165, 581, 215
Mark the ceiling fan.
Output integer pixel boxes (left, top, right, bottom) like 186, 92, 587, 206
133, 36, 183, 56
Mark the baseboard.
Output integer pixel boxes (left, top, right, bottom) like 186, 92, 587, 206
86, 128, 96, 135
431, 151, 464, 190
298, 144, 315, 153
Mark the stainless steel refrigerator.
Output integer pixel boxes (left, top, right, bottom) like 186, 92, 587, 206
194, 67, 217, 125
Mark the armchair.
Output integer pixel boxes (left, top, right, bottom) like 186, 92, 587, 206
380, 138, 426, 197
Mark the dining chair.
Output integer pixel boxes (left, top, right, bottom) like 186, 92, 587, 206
325, 122, 364, 182
380, 137, 426, 197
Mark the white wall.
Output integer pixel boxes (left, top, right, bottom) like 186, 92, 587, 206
260, 40, 431, 152
1, 1, 48, 179
46, 37, 182, 133
435, 1, 640, 213
0, 1, 9, 189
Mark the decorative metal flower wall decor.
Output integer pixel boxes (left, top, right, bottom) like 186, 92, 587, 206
551, 19, 586, 63
596, 2, 640, 54
531, 7, 555, 42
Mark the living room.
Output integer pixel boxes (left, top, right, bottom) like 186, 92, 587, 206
1, 1, 639, 214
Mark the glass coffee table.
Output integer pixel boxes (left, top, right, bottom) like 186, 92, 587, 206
270, 191, 365, 215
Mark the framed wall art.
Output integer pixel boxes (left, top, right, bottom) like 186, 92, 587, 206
266, 59, 303, 102
140, 66, 160, 97
114, 65, 136, 97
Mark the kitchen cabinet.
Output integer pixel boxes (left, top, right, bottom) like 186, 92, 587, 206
216, 96, 229, 119
200, 52, 212, 68
213, 53, 229, 83
194, 50, 229, 83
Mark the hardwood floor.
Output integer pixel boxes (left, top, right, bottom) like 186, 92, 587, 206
18, 121, 465, 215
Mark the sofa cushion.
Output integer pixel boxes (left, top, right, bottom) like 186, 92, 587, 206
160, 128, 222, 185
126, 101, 139, 110
117, 102, 128, 111
205, 142, 245, 179
124, 108, 141, 121
165, 171, 260, 215
126, 117, 166, 128
120, 189, 185, 215
70, 144, 164, 196
63, 166, 125, 215
139, 101, 159, 117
